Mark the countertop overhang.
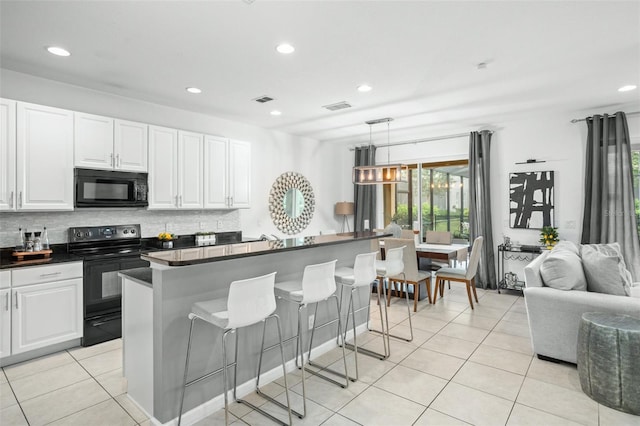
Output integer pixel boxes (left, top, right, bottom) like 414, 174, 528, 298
141, 232, 388, 267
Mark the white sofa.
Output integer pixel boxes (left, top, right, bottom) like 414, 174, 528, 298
523, 251, 640, 364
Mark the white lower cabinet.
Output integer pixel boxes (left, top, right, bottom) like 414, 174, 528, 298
0, 288, 10, 358
11, 278, 83, 355
2, 262, 83, 359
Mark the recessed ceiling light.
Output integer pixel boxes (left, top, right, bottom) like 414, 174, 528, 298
186, 87, 202, 94
276, 43, 295, 54
270, 110, 282, 116
618, 85, 637, 92
46, 46, 71, 57
357, 84, 372, 93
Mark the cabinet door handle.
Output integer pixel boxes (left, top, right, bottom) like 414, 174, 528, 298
9, 191, 14, 208
230, 197, 233, 206
18, 191, 22, 208
39, 272, 62, 278
116, 154, 120, 168
4, 292, 8, 311
14, 291, 18, 310
110, 153, 114, 167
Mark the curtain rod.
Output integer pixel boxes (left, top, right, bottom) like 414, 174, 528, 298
570, 111, 640, 123
348, 131, 493, 151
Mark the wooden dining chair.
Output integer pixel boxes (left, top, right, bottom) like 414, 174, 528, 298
383, 238, 432, 312
433, 236, 483, 309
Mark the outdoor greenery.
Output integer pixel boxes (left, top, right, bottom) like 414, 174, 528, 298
393, 203, 470, 238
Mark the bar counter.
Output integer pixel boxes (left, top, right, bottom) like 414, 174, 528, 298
122, 231, 386, 424
141, 232, 382, 267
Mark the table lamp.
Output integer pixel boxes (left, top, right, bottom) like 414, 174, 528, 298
335, 202, 355, 233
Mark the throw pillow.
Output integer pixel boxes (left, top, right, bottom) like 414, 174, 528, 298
580, 243, 633, 296
539, 246, 587, 291
553, 240, 580, 255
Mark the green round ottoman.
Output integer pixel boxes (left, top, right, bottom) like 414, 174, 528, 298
577, 312, 640, 415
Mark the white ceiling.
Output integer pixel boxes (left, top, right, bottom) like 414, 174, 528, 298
1, 1, 639, 144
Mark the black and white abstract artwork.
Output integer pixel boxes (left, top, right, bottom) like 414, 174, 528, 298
509, 171, 554, 229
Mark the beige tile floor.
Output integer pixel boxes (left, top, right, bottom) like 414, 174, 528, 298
1, 285, 639, 426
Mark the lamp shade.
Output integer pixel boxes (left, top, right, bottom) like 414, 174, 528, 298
335, 202, 354, 215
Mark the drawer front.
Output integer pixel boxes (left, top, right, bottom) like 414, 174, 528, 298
0, 270, 10, 289
12, 262, 83, 287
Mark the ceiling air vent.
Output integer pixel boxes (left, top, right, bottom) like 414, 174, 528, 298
253, 95, 274, 103
323, 101, 352, 111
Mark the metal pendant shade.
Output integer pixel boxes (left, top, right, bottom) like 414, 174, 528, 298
353, 118, 407, 185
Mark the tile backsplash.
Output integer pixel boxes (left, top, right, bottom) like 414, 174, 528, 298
0, 209, 240, 248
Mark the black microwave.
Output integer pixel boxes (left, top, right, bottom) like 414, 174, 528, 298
75, 168, 148, 208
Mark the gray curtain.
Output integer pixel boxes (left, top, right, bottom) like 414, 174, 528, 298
354, 146, 377, 232
469, 130, 497, 289
581, 112, 640, 281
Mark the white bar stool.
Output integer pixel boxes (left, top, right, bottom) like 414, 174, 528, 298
177, 272, 293, 426
374, 245, 414, 342
274, 259, 349, 418
335, 251, 389, 380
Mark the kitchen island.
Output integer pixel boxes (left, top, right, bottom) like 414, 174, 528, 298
120, 232, 385, 425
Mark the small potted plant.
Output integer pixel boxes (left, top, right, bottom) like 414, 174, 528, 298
158, 232, 176, 249
539, 226, 559, 249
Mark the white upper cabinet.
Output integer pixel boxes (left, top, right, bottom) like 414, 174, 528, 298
148, 125, 178, 209
203, 137, 251, 209
149, 128, 205, 210
17, 102, 74, 211
203, 135, 228, 209
75, 113, 148, 172
114, 119, 148, 172
0, 99, 16, 211
74, 112, 114, 170
177, 130, 203, 209
229, 139, 251, 208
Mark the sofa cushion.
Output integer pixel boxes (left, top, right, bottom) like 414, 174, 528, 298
539, 245, 587, 291
581, 243, 633, 296
553, 240, 580, 255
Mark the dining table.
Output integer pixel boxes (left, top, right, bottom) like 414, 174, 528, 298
415, 242, 469, 264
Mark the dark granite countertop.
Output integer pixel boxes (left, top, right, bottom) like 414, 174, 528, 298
142, 232, 388, 267
119, 267, 153, 286
0, 244, 82, 270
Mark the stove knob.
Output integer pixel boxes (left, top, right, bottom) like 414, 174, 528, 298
123, 229, 129, 234
76, 232, 83, 238
130, 229, 136, 234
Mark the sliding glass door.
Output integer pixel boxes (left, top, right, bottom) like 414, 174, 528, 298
385, 161, 469, 242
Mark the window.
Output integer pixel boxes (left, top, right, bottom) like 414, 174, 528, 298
384, 160, 469, 241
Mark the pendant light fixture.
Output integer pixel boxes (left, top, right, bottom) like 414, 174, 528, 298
353, 117, 407, 185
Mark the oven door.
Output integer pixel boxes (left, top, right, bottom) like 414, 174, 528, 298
82, 255, 149, 346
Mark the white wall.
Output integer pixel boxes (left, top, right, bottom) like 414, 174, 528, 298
0, 69, 351, 244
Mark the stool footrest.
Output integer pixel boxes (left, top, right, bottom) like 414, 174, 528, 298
303, 365, 348, 388
368, 328, 413, 342
237, 397, 293, 425
184, 363, 234, 388
343, 342, 387, 360
254, 388, 305, 420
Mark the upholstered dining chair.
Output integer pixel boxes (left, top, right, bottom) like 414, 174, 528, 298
433, 236, 483, 309
425, 230, 452, 245
384, 238, 432, 312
